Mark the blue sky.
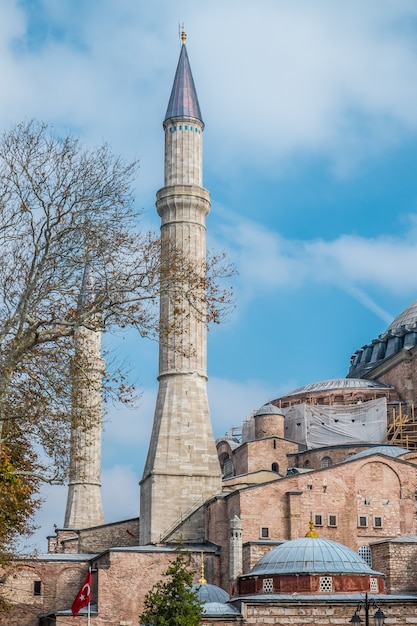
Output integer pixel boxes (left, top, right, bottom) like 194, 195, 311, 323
6, 0, 417, 550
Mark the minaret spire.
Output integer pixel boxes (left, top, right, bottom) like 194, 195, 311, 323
64, 262, 105, 529
140, 35, 221, 545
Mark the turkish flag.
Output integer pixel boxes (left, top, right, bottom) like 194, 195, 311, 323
71, 571, 92, 616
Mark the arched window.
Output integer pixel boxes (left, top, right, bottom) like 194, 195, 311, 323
219, 454, 235, 479
271, 462, 279, 473
321, 456, 333, 468
358, 545, 372, 567
304, 460, 311, 468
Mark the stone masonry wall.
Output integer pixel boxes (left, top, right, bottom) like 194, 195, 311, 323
372, 540, 417, 594
240, 600, 417, 626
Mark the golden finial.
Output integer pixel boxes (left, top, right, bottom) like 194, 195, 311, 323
199, 552, 207, 585
181, 23, 187, 44
305, 513, 319, 538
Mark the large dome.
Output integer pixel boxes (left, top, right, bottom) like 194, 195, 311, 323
246, 537, 380, 576
348, 300, 417, 378
387, 300, 417, 332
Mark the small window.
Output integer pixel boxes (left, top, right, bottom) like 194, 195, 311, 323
373, 516, 383, 528
364, 498, 371, 506
263, 578, 274, 593
304, 460, 311, 468
319, 576, 333, 592
34, 581, 42, 596
370, 578, 378, 593
179, 125, 182, 130
261, 527, 269, 539
271, 462, 279, 473
328, 514, 338, 527
314, 514, 323, 527
358, 545, 372, 567
321, 456, 333, 468
273, 439, 277, 449
184, 125, 188, 130
358, 515, 368, 528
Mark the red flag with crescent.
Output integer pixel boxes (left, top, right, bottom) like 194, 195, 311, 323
71, 571, 92, 616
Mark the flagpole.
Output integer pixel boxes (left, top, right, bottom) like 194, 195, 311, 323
87, 566, 91, 626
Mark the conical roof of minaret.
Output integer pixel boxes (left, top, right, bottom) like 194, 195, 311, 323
164, 34, 203, 124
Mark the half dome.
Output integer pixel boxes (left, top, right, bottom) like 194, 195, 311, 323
285, 379, 392, 397
347, 444, 410, 461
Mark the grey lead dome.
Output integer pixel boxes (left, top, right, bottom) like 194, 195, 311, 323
245, 537, 382, 576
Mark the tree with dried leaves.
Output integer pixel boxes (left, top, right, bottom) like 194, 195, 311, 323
0, 120, 233, 553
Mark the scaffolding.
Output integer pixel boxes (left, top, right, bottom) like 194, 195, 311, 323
384, 404, 417, 450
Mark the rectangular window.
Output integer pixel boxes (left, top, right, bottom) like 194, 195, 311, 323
370, 578, 379, 593
34, 581, 42, 596
314, 514, 323, 527
358, 515, 368, 528
373, 516, 383, 528
328, 514, 338, 527
261, 527, 269, 538
263, 578, 274, 593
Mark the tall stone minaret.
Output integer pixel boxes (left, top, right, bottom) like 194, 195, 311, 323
64, 264, 105, 529
140, 29, 221, 545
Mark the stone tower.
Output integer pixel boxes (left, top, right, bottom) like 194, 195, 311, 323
64, 264, 105, 529
139, 31, 221, 545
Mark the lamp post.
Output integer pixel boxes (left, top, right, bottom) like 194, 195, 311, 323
349, 593, 386, 626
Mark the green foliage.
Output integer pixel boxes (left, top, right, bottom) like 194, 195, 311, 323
0, 423, 41, 556
140, 553, 202, 626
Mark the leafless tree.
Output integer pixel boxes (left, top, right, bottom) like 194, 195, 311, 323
0, 120, 233, 550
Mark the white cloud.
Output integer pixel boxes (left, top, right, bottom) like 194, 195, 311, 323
219, 211, 417, 322
1, 1, 417, 186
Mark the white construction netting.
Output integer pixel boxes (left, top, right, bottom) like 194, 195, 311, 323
282, 397, 387, 448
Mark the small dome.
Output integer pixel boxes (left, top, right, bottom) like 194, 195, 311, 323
387, 300, 417, 331
254, 403, 284, 417
192, 583, 229, 604
246, 537, 380, 576
191, 583, 238, 617
347, 445, 410, 461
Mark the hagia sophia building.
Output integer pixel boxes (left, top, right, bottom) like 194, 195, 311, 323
2, 29, 417, 626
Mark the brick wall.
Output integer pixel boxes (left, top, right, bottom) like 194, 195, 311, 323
372, 539, 417, 593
